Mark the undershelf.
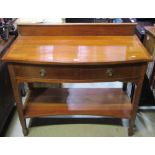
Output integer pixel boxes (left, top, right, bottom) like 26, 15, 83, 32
24, 88, 132, 118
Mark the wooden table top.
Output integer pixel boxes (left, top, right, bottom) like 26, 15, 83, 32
3, 35, 152, 65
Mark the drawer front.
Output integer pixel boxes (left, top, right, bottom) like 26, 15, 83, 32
13, 64, 142, 82
14, 65, 81, 81
80, 65, 141, 81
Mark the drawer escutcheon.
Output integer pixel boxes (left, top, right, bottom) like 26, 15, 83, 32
106, 68, 113, 77
40, 69, 46, 77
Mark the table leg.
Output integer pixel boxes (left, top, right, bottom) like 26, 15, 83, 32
128, 80, 143, 136
8, 65, 28, 136
128, 64, 147, 136
28, 83, 34, 90
122, 82, 127, 92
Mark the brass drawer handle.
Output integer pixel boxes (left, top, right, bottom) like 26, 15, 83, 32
106, 68, 113, 77
40, 69, 46, 77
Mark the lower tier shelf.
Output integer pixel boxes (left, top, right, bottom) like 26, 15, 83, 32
24, 88, 132, 118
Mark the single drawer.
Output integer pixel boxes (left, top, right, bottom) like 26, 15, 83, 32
13, 64, 142, 82
13, 65, 81, 82
79, 64, 142, 81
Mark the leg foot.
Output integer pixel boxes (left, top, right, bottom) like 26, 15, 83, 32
23, 128, 29, 136
128, 127, 133, 136
128, 119, 136, 136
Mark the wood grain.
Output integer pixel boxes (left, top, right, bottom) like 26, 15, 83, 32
24, 88, 132, 118
18, 23, 136, 36
13, 63, 143, 83
8, 64, 28, 135
2, 36, 152, 65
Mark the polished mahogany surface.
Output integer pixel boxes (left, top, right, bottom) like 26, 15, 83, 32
17, 23, 136, 36
24, 88, 132, 118
3, 35, 152, 65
